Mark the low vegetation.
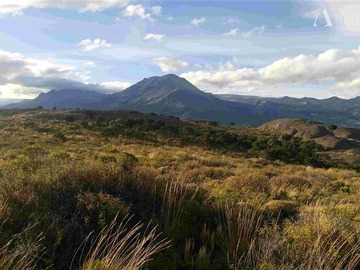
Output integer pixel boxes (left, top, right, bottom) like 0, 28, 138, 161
0, 109, 359, 269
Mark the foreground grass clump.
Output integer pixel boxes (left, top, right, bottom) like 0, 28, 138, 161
0, 109, 359, 269
77, 216, 170, 270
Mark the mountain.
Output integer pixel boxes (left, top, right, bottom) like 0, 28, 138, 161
216, 94, 360, 127
6, 89, 107, 109
6, 74, 360, 127
99, 74, 273, 125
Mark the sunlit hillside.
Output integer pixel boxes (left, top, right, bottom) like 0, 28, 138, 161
0, 109, 359, 269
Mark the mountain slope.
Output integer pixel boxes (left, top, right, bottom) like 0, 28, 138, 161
101, 74, 273, 125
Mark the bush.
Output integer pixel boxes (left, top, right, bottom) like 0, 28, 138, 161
52, 131, 67, 142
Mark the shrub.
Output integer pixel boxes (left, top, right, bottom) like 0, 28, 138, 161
53, 131, 67, 142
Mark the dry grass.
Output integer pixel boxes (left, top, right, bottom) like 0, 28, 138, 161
75, 215, 171, 270
0, 227, 42, 270
219, 204, 263, 269
0, 111, 360, 269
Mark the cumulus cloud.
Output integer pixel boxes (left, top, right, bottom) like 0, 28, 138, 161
77, 39, 112, 51
190, 17, 206, 26
100, 81, 132, 92
0, 0, 128, 16
144, 33, 165, 42
123, 4, 153, 21
180, 46, 360, 97
0, 50, 74, 86
0, 49, 128, 98
224, 28, 239, 36
153, 57, 189, 73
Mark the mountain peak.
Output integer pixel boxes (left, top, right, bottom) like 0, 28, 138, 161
145, 74, 185, 83
112, 73, 203, 102
162, 73, 181, 79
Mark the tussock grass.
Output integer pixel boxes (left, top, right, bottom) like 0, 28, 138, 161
219, 204, 263, 269
76, 215, 170, 270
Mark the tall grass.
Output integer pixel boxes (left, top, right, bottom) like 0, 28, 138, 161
160, 179, 197, 237
285, 205, 360, 270
219, 204, 263, 270
76, 215, 171, 270
0, 226, 42, 270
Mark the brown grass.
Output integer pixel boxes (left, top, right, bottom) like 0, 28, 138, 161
76, 215, 171, 270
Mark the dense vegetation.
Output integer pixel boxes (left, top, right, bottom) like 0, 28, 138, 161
89, 114, 326, 167
0, 109, 359, 269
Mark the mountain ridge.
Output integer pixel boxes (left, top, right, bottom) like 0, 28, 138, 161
5, 74, 360, 127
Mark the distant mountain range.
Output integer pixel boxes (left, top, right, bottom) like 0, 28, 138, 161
216, 94, 360, 127
5, 74, 360, 127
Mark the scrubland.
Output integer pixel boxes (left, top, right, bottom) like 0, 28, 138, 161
0, 109, 359, 269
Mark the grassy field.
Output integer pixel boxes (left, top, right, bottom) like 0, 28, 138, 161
0, 109, 359, 269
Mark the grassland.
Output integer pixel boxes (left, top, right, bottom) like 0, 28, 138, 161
0, 109, 359, 269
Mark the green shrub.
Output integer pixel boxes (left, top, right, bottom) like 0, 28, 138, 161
52, 131, 67, 142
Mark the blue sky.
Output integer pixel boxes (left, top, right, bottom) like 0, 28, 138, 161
1, 0, 360, 99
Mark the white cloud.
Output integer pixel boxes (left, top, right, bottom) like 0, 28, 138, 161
180, 46, 360, 97
153, 57, 189, 73
0, 49, 77, 98
0, 0, 128, 16
75, 71, 92, 82
190, 17, 206, 26
144, 33, 165, 42
242, 25, 265, 38
0, 49, 131, 98
167, 16, 174, 21
77, 39, 112, 51
151, 6, 162, 16
123, 4, 153, 21
0, 50, 74, 84
84, 61, 95, 66
218, 61, 235, 72
224, 28, 239, 36
100, 81, 132, 92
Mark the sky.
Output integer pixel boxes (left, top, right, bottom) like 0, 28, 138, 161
1, 0, 360, 100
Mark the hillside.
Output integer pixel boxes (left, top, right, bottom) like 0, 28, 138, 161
261, 118, 360, 164
0, 109, 359, 269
